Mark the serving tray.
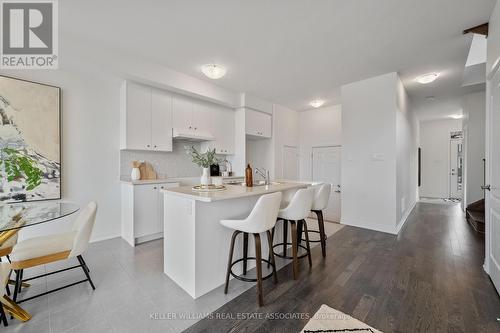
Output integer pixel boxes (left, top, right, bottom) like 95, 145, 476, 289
192, 185, 227, 192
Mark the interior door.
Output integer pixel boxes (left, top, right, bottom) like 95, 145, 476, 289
312, 146, 341, 222
282, 146, 299, 180
487, 67, 500, 294
449, 139, 463, 199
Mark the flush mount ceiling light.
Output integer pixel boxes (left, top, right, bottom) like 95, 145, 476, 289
450, 114, 464, 119
310, 99, 325, 108
415, 73, 439, 84
201, 64, 227, 79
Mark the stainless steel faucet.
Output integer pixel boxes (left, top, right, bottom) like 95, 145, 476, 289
255, 168, 270, 185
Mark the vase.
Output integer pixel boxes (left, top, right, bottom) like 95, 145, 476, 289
201, 167, 211, 185
131, 167, 141, 181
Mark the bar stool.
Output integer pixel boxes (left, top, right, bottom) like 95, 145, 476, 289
300, 183, 331, 257
221, 192, 282, 306
272, 188, 315, 279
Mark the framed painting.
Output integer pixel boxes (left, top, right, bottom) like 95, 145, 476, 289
0, 75, 61, 203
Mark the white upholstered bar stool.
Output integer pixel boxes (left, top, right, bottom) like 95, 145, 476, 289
10, 202, 97, 304
300, 183, 332, 258
272, 188, 315, 280
221, 192, 282, 307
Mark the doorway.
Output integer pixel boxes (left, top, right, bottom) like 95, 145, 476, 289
311, 146, 341, 222
449, 136, 463, 200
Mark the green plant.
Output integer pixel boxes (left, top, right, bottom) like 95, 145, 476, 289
186, 146, 218, 168
1, 147, 43, 190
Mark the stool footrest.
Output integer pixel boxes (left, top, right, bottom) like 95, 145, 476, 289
301, 229, 327, 243
230, 257, 275, 283
272, 242, 309, 260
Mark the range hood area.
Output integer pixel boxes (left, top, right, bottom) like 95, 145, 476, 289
172, 128, 215, 142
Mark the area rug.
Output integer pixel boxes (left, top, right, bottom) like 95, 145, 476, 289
301, 305, 383, 333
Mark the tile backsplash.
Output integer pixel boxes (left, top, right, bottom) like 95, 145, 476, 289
120, 141, 203, 179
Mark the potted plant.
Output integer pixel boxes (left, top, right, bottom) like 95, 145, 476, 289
186, 146, 218, 185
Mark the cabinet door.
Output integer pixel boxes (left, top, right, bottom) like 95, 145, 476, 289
157, 183, 179, 233
151, 89, 173, 151
134, 185, 158, 238
192, 101, 213, 133
125, 83, 152, 150
245, 109, 272, 138
214, 107, 235, 154
172, 96, 194, 130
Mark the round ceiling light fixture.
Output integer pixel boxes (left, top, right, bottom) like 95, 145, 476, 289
310, 99, 325, 108
415, 73, 439, 84
201, 64, 227, 79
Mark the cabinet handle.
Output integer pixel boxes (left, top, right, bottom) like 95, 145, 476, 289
189, 126, 192, 129
194, 127, 197, 130
153, 187, 157, 189
160, 186, 164, 189
147, 144, 151, 147
154, 145, 157, 148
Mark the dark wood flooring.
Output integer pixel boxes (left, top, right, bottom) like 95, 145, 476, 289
184, 202, 500, 333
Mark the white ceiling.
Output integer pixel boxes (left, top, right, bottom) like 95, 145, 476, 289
61, 0, 495, 115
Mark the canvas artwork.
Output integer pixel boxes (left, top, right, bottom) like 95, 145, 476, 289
0, 75, 61, 203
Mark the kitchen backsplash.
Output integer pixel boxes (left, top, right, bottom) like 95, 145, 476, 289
120, 141, 203, 179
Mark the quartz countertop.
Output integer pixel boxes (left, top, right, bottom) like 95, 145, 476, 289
120, 175, 244, 185
161, 181, 308, 202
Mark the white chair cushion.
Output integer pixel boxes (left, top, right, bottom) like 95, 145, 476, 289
10, 231, 77, 262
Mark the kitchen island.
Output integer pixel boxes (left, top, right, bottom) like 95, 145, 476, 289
162, 182, 307, 298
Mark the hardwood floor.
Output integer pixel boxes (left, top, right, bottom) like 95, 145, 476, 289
184, 202, 500, 333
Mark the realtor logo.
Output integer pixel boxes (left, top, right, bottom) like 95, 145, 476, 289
0, 0, 58, 69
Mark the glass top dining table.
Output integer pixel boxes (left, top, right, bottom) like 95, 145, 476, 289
0, 201, 80, 233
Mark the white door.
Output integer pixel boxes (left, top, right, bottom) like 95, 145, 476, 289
282, 146, 299, 180
486, 67, 500, 294
172, 96, 193, 130
312, 146, 341, 222
449, 139, 463, 199
151, 89, 173, 152
192, 101, 212, 133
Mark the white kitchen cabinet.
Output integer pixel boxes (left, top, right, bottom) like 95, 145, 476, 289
245, 109, 272, 138
151, 89, 173, 151
201, 106, 235, 154
172, 96, 212, 133
120, 81, 173, 151
121, 182, 179, 246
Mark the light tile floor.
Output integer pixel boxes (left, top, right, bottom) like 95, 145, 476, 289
3, 220, 343, 333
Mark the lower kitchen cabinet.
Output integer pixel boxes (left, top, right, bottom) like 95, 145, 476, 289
121, 182, 179, 246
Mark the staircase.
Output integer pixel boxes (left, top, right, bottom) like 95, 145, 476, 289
466, 199, 485, 233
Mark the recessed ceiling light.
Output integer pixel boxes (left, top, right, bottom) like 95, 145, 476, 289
415, 73, 439, 84
201, 64, 227, 79
450, 114, 463, 119
310, 99, 325, 108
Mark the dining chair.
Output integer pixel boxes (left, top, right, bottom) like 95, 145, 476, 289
9, 202, 98, 304
0, 234, 17, 296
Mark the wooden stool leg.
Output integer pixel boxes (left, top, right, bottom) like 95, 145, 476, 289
316, 210, 327, 257
290, 221, 299, 279
297, 220, 303, 245
302, 219, 312, 267
266, 230, 278, 284
282, 220, 288, 256
242, 233, 249, 275
224, 231, 240, 294
254, 233, 263, 306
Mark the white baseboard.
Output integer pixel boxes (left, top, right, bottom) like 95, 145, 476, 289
396, 201, 416, 234
90, 233, 120, 243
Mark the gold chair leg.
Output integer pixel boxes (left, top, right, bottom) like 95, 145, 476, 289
1, 295, 31, 322
7, 280, 30, 288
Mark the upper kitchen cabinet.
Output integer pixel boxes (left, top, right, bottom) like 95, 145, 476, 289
201, 106, 235, 154
120, 81, 173, 152
245, 109, 272, 138
172, 96, 214, 140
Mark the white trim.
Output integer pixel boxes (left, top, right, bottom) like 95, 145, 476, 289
396, 201, 417, 234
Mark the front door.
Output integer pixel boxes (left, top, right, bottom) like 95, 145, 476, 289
312, 146, 341, 222
449, 138, 463, 199
487, 66, 500, 294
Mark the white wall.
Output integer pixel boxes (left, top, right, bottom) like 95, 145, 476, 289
299, 105, 342, 181
462, 90, 486, 207
1, 68, 122, 242
341, 73, 398, 234
273, 104, 300, 179
419, 119, 462, 198
396, 78, 419, 227
488, 2, 500, 76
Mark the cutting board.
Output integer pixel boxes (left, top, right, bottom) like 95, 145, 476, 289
138, 162, 157, 180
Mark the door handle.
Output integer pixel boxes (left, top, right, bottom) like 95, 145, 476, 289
482, 185, 491, 191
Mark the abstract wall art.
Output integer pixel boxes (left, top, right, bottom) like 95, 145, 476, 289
0, 75, 61, 203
